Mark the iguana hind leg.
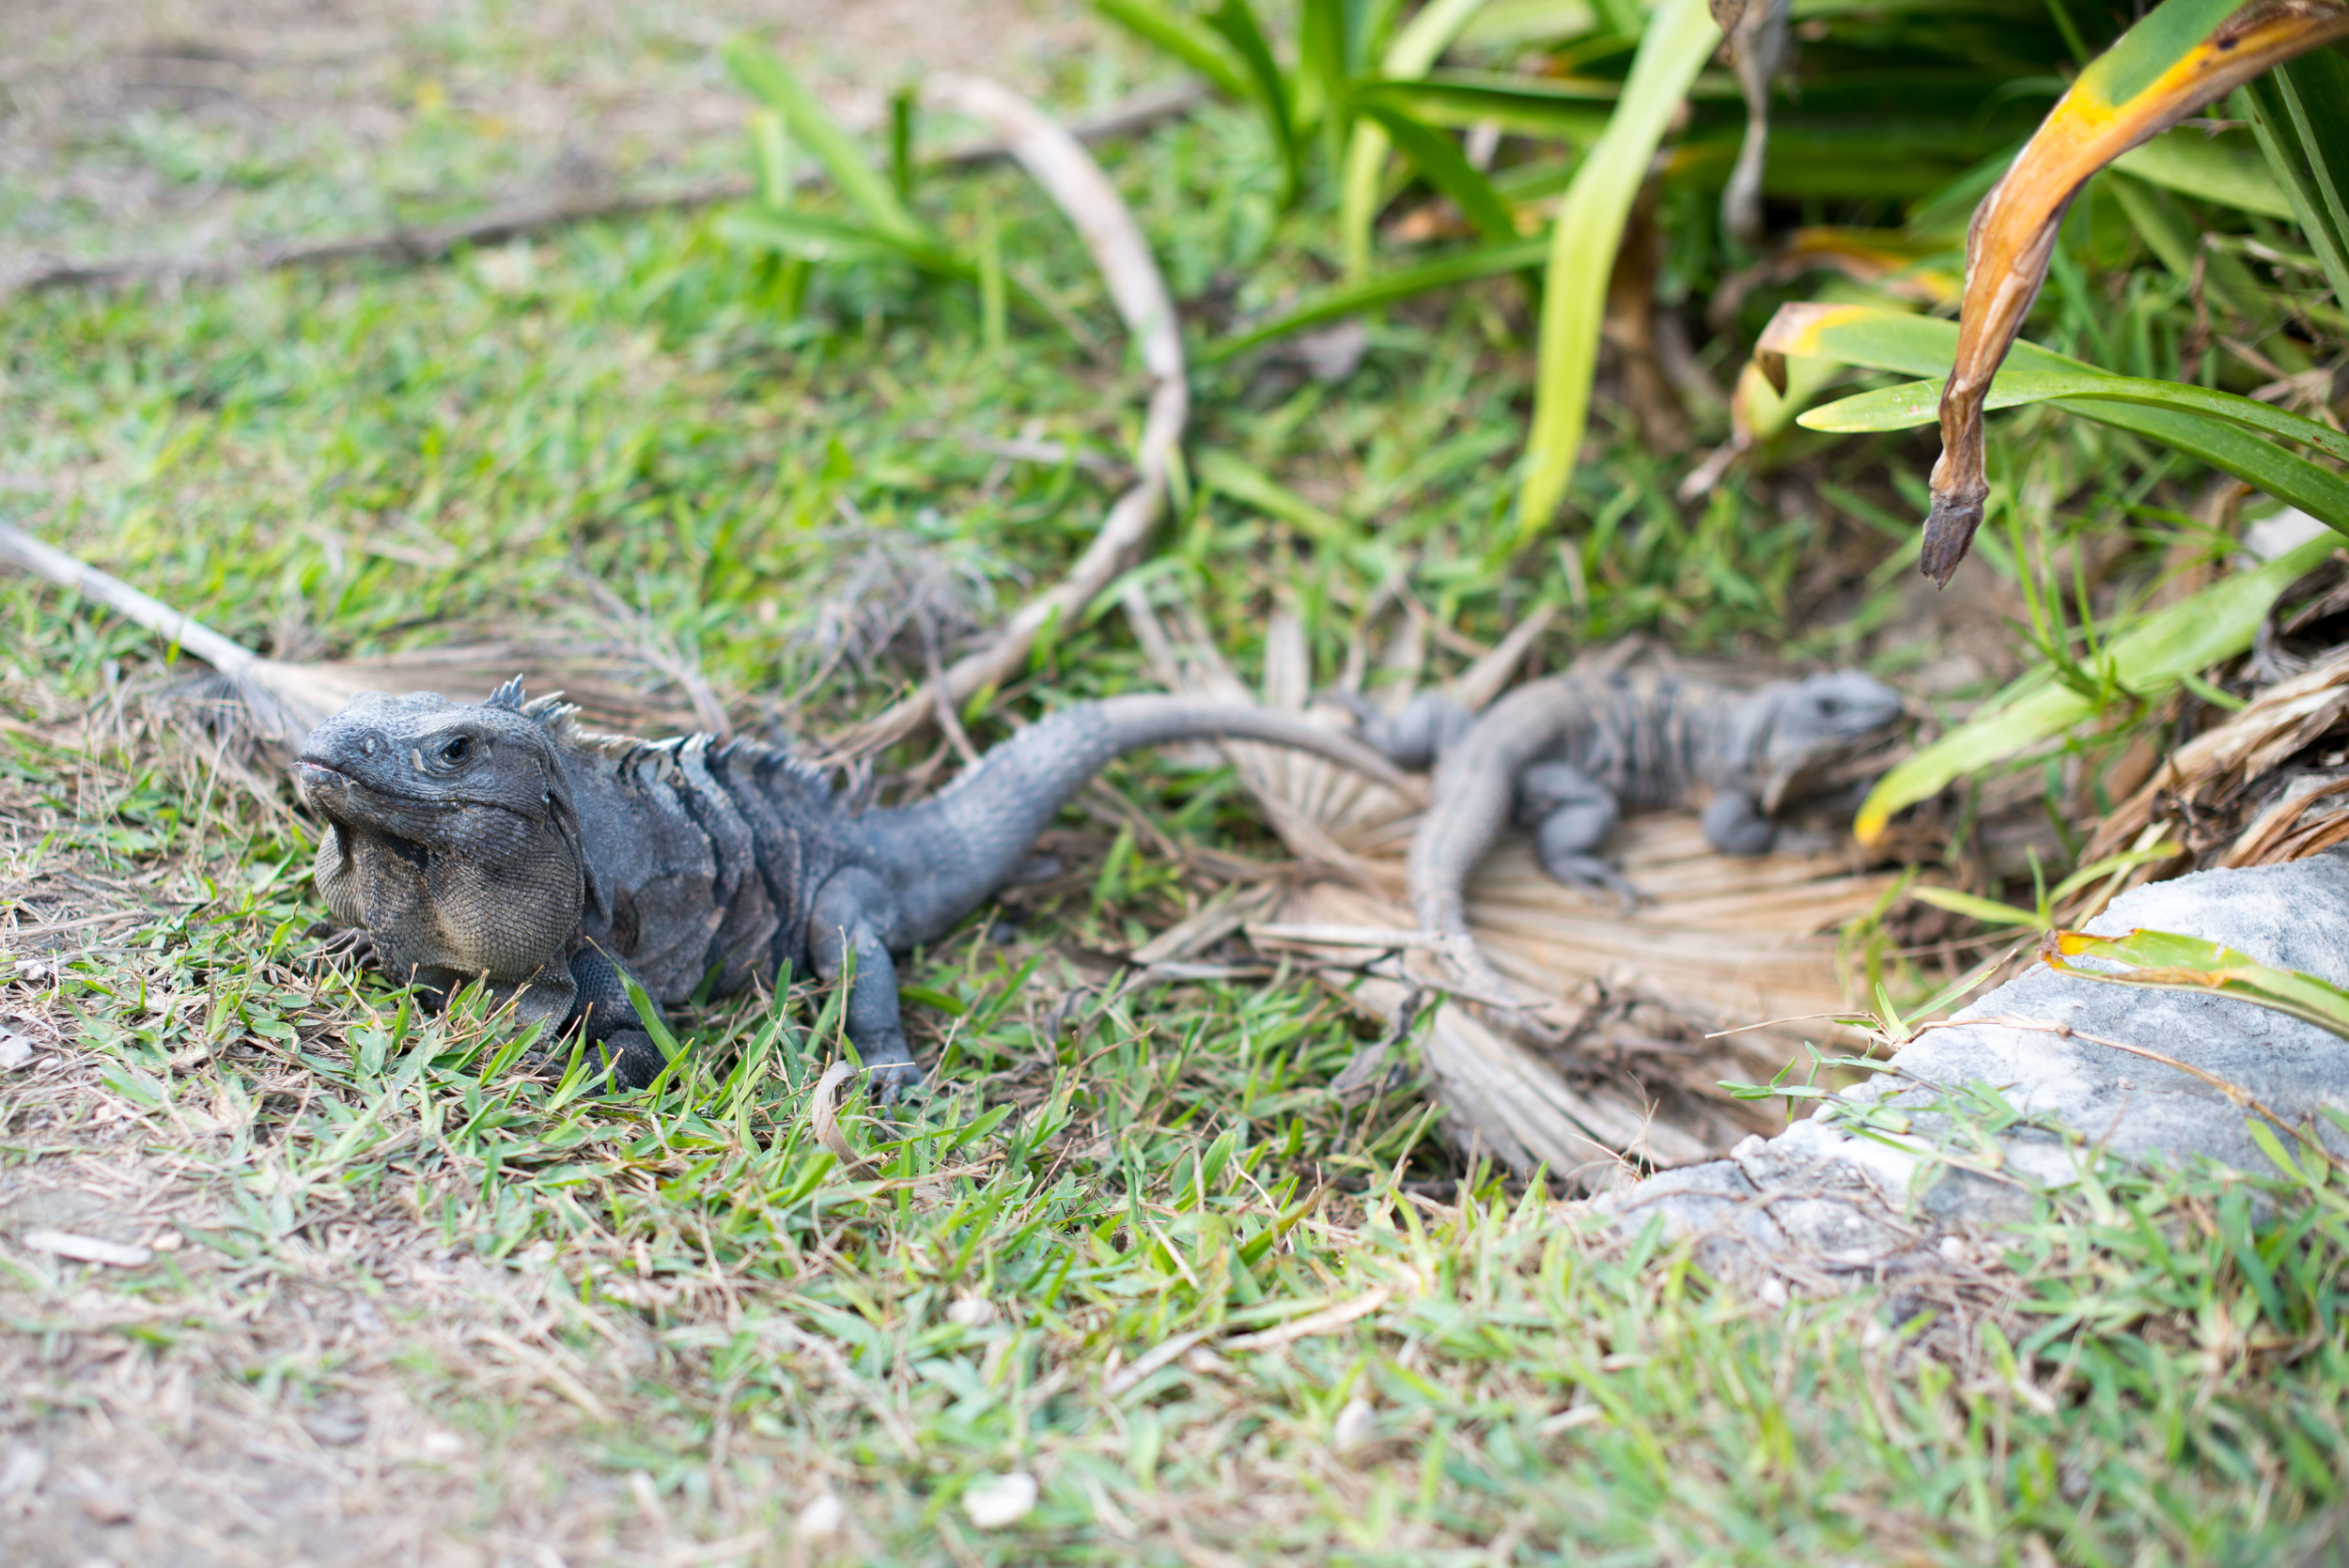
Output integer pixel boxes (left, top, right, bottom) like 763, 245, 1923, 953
807, 867, 925, 1103
1338, 691, 1472, 770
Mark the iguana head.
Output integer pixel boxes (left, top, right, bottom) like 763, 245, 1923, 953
1750, 671, 1904, 811
292, 678, 584, 998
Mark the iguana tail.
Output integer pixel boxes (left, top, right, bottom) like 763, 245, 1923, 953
868, 695, 1408, 943
1405, 683, 1578, 1027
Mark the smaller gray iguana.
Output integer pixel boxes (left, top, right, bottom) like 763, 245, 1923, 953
295, 684, 1407, 1096
1348, 667, 1903, 1011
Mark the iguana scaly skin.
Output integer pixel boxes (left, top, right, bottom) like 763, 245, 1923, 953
294, 682, 1407, 1094
1354, 668, 1903, 1009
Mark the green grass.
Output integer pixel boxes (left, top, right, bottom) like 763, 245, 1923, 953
5, 56, 2349, 1567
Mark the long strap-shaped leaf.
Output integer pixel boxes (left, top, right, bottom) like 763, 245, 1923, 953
1202, 234, 1549, 363
1921, 0, 2349, 585
1516, 0, 1719, 537
2043, 927, 2349, 1039
1337, 0, 1496, 276
1807, 370, 2349, 468
2239, 46, 2349, 308
1763, 302, 2349, 536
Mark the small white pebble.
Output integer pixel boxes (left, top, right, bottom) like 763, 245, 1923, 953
419, 1431, 466, 1460
1938, 1235, 1968, 1265
1861, 1316, 1892, 1352
0, 1444, 44, 1498
1331, 1397, 1377, 1455
1756, 1277, 1789, 1309
795, 1492, 847, 1539
962, 1471, 1037, 1529
23, 1230, 150, 1268
946, 1295, 997, 1327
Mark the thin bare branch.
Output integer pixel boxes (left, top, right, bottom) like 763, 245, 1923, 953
7, 80, 1206, 299
828, 74, 1190, 760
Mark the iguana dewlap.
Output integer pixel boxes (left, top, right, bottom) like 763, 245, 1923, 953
1355, 668, 1903, 1008
294, 680, 1406, 1094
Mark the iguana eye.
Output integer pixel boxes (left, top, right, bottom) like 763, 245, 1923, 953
441, 736, 472, 765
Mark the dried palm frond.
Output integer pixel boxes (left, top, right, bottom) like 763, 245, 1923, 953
2, 523, 701, 775
2073, 641, 2349, 913
1120, 587, 1894, 1186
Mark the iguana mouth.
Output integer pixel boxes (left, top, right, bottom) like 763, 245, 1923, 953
293, 757, 516, 815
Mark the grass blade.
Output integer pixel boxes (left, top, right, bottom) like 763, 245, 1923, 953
2240, 47, 2349, 308
1351, 71, 1622, 129
1299, 0, 1353, 139
715, 209, 972, 278
2111, 127, 2294, 220
1094, 0, 1252, 101
1338, 0, 1494, 274
2044, 926, 2349, 1039
1358, 104, 1517, 241
1516, 0, 1719, 536
1206, 0, 1305, 208
724, 41, 928, 244
1201, 234, 1548, 362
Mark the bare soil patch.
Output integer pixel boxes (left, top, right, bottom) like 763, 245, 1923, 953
2, 0, 1095, 279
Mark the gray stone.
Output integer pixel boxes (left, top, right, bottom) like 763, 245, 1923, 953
1598, 850, 2349, 1275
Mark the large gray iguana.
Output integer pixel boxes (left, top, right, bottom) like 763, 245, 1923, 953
295, 682, 1406, 1094
1348, 666, 1905, 1011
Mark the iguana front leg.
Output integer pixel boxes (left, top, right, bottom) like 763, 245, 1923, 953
1700, 789, 1777, 855
566, 946, 672, 1091
1517, 760, 1641, 908
807, 867, 925, 1102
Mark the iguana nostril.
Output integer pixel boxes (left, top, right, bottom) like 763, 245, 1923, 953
364, 735, 378, 755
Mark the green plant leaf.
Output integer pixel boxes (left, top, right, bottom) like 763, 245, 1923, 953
1201, 233, 1548, 362
1350, 71, 1621, 133
2240, 47, 2349, 308
1357, 104, 1518, 241
1094, 0, 1252, 101
723, 41, 926, 244
1193, 446, 1349, 540
1763, 303, 2349, 536
2105, 171, 2259, 314
1854, 532, 2339, 843
1803, 369, 2349, 466
1516, 0, 1719, 535
1206, 0, 1306, 208
1338, 0, 1496, 275
1909, 885, 2044, 930
715, 209, 972, 277
1299, 0, 1353, 137
2110, 127, 2294, 219
2043, 926, 2349, 1038
748, 109, 797, 208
